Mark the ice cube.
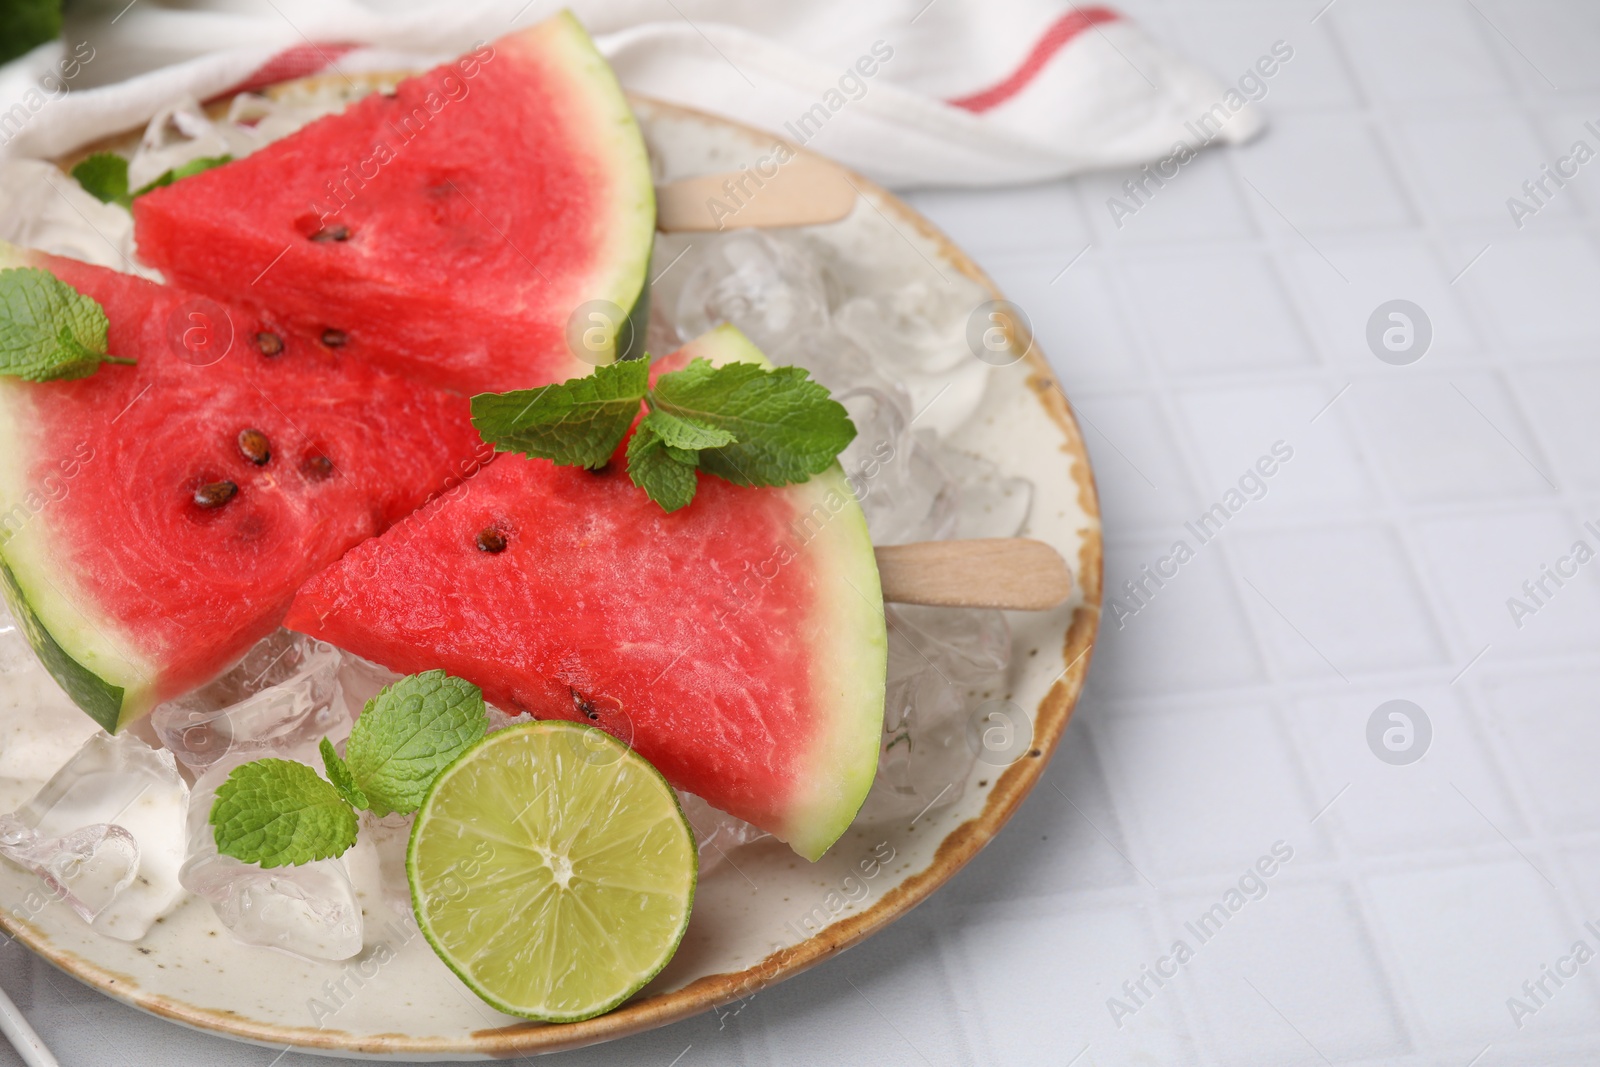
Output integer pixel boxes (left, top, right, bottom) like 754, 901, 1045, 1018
857, 604, 1011, 825
673, 231, 831, 357
0, 815, 138, 923
150, 630, 350, 773
0, 603, 105, 780
677, 791, 767, 875
833, 282, 994, 436
485, 705, 535, 733
348, 807, 415, 918
836, 282, 970, 378
179, 746, 363, 961
334, 651, 402, 716
835, 387, 959, 545
0, 600, 32, 676
4, 731, 189, 940
938, 445, 1034, 542
772, 324, 900, 399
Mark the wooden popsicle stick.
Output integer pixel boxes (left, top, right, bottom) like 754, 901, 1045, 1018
656, 156, 857, 232
875, 538, 1073, 611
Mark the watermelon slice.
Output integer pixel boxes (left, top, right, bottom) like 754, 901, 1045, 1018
131, 12, 654, 396
286, 326, 887, 860
0, 244, 488, 732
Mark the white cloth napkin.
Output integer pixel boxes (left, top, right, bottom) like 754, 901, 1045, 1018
0, 0, 1260, 187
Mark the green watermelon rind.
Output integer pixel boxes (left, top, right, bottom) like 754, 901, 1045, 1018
0, 246, 153, 732
677, 324, 888, 862
0, 391, 153, 734
617, 270, 651, 364
0, 553, 126, 732
520, 11, 655, 369
779, 460, 886, 861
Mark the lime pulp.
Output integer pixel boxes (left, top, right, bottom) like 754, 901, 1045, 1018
407, 720, 697, 1022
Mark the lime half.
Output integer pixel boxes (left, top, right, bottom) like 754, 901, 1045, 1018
407, 721, 697, 1022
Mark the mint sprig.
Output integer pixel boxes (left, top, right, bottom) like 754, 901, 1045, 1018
210, 759, 359, 868
0, 267, 135, 382
212, 670, 489, 867
71, 152, 233, 209
472, 355, 856, 512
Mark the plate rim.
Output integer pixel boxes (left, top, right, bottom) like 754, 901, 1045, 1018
5, 85, 1105, 1058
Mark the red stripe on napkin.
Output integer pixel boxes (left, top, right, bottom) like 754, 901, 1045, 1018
947, 7, 1122, 113
231, 43, 361, 96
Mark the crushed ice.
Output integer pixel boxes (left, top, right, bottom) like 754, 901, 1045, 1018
160, 635, 367, 959
180, 741, 364, 962
1, 731, 188, 940
151, 630, 351, 774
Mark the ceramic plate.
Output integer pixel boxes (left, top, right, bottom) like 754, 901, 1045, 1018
0, 83, 1102, 1059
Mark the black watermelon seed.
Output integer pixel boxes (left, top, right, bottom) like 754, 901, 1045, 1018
475, 527, 507, 554
321, 329, 348, 348
255, 331, 283, 356
301, 454, 335, 480
194, 481, 238, 509
310, 224, 351, 242
570, 687, 600, 721
236, 429, 271, 466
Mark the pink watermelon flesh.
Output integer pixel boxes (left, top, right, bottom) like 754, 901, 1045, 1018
0, 247, 489, 732
131, 12, 654, 396
286, 327, 887, 860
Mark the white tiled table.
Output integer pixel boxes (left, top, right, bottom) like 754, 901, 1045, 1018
7, 1, 1600, 1063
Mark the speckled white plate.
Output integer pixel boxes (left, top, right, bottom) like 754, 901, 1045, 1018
0, 87, 1102, 1059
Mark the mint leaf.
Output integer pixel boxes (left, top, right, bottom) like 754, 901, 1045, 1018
211, 759, 359, 868
641, 409, 736, 450
0, 267, 133, 382
132, 154, 233, 197
320, 736, 368, 811
471, 358, 649, 469
72, 153, 230, 209
627, 422, 699, 512
649, 359, 856, 488
469, 334, 858, 513
71, 153, 131, 207
0, 0, 60, 65
344, 670, 488, 817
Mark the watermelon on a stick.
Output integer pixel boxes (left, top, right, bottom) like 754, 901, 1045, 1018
0, 244, 488, 731
287, 326, 887, 860
132, 12, 654, 395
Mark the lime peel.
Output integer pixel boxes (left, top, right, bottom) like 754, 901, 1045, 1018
407, 720, 697, 1022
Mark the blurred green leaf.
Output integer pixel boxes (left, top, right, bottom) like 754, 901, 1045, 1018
0, 0, 61, 66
